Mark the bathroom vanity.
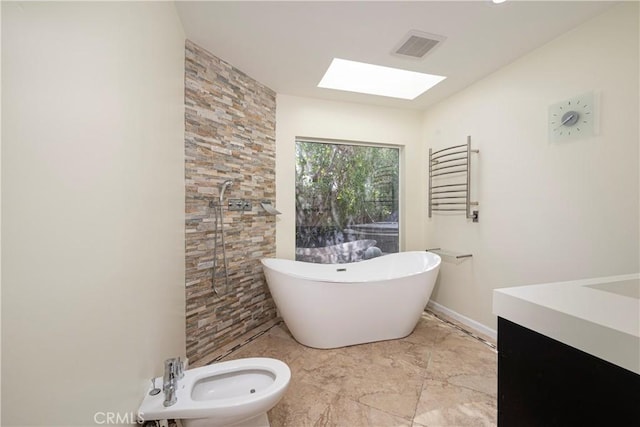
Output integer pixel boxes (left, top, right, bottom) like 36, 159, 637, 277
493, 275, 640, 427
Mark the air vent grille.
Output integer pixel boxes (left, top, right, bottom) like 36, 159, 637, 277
393, 31, 446, 59
396, 36, 439, 58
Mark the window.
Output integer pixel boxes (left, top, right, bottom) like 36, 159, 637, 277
295, 139, 400, 263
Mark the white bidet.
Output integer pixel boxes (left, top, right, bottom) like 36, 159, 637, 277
138, 358, 291, 427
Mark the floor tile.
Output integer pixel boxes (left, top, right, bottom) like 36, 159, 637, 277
267, 380, 336, 426
295, 344, 425, 420
413, 379, 497, 427
222, 326, 306, 364
313, 396, 413, 427
427, 330, 497, 397
217, 311, 497, 426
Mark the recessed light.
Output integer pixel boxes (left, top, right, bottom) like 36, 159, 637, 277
318, 58, 446, 100
492, 0, 507, 4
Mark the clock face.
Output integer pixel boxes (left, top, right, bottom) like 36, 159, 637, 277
548, 92, 595, 141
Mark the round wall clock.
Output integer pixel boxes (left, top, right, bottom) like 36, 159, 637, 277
548, 92, 596, 141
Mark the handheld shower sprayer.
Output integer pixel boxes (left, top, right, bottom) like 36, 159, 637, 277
219, 180, 233, 203
212, 179, 233, 295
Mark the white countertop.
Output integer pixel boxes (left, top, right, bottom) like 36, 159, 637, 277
493, 274, 640, 375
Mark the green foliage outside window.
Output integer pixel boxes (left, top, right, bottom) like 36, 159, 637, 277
296, 141, 399, 230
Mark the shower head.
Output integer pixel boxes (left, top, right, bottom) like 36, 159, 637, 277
219, 180, 233, 203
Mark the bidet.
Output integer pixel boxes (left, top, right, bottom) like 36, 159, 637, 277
138, 358, 290, 427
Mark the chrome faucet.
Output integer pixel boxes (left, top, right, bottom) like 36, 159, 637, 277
163, 381, 176, 408
175, 357, 185, 380
162, 357, 184, 407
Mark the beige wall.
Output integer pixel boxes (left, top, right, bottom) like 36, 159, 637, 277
275, 95, 425, 259
2, 2, 186, 425
423, 2, 639, 331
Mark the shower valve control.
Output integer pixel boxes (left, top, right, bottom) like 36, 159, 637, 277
228, 199, 252, 211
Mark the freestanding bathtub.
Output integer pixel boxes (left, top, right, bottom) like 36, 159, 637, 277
261, 251, 441, 349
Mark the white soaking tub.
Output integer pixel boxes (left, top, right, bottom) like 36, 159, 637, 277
261, 251, 441, 349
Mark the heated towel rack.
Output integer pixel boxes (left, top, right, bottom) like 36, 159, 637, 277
428, 136, 479, 221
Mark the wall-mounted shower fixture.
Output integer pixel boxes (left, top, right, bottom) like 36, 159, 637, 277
226, 198, 280, 214
210, 179, 233, 295
228, 199, 252, 211
260, 201, 281, 216
219, 179, 233, 204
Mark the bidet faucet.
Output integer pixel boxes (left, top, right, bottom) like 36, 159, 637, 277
175, 357, 184, 379
163, 381, 177, 407
162, 358, 182, 407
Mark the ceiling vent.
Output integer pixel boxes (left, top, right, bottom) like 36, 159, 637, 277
392, 30, 446, 60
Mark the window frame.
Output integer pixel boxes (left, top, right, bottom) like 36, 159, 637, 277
294, 136, 403, 259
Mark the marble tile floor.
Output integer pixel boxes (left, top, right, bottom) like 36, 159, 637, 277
221, 312, 497, 427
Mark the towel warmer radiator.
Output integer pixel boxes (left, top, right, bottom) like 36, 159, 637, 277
428, 136, 479, 221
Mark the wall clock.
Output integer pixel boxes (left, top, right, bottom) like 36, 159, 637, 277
548, 92, 596, 141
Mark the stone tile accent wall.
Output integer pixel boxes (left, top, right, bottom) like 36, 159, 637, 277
184, 40, 278, 366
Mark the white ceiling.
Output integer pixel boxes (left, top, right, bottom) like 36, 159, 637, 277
176, 1, 616, 110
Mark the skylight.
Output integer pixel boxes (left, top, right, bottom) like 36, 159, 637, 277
317, 58, 446, 100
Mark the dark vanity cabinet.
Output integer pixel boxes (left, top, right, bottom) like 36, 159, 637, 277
497, 317, 640, 427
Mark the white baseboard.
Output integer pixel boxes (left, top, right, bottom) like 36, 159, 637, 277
427, 301, 497, 341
